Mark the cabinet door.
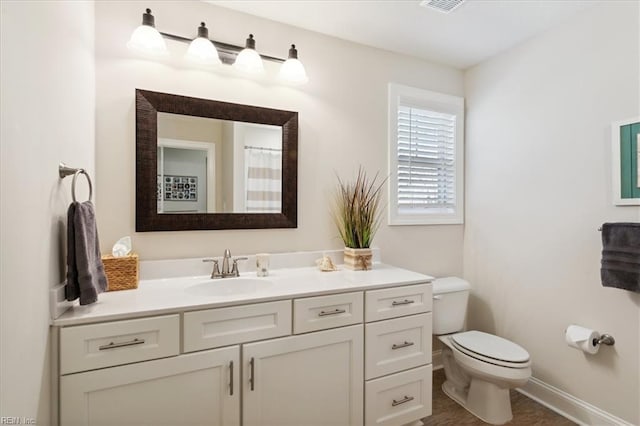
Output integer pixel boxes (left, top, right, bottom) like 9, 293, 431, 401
243, 324, 364, 426
60, 346, 240, 426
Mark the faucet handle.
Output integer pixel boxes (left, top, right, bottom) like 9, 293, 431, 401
224, 249, 231, 258
231, 257, 248, 276
203, 258, 221, 278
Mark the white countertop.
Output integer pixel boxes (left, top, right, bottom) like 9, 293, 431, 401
53, 263, 433, 327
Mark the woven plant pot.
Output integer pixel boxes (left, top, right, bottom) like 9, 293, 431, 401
343, 247, 373, 271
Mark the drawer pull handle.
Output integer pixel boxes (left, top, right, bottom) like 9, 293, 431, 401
229, 361, 234, 396
318, 308, 346, 317
391, 341, 415, 350
391, 299, 415, 307
98, 338, 145, 351
392, 395, 414, 407
249, 357, 255, 391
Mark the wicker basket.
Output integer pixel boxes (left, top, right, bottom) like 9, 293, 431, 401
102, 253, 139, 291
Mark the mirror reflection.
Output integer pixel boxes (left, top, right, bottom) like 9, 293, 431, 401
135, 89, 298, 231
157, 113, 282, 214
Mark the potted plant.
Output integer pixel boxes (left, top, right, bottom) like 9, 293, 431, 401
332, 167, 385, 270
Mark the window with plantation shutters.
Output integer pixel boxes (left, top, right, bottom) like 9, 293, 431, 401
388, 83, 464, 225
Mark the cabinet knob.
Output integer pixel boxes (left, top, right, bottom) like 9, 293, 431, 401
392, 395, 414, 407
391, 299, 415, 306
249, 357, 255, 391
318, 308, 347, 317
391, 341, 414, 350
98, 338, 145, 351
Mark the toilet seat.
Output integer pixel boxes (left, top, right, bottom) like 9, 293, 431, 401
451, 331, 531, 369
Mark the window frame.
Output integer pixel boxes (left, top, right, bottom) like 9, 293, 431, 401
388, 83, 465, 225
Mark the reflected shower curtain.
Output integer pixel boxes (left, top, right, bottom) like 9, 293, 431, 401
244, 148, 282, 212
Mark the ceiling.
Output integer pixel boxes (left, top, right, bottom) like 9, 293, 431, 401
208, 0, 596, 69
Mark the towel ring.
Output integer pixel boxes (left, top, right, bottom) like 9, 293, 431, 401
59, 163, 93, 202
71, 170, 93, 202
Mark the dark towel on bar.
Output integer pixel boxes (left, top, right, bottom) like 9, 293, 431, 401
600, 222, 640, 293
65, 201, 107, 305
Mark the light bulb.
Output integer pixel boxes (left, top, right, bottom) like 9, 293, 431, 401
279, 44, 308, 84
127, 8, 167, 56
233, 34, 264, 74
185, 22, 221, 65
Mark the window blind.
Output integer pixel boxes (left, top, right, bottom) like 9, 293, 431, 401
396, 105, 456, 213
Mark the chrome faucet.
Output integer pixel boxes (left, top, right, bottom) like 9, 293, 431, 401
221, 249, 232, 275
203, 249, 248, 279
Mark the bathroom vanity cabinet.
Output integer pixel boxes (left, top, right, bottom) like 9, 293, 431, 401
53, 266, 433, 426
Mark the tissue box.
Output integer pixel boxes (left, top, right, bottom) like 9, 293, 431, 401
101, 253, 139, 291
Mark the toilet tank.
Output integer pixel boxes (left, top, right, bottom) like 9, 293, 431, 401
432, 277, 471, 335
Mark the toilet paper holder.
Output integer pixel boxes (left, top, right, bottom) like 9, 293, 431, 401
594, 334, 615, 346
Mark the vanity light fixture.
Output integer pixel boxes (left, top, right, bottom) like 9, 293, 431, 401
128, 8, 308, 84
233, 34, 265, 74
279, 44, 308, 84
127, 8, 168, 56
185, 22, 221, 65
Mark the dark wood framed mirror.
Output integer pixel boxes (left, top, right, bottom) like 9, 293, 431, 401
136, 89, 298, 231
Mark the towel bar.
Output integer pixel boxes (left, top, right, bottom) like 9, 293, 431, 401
59, 162, 93, 202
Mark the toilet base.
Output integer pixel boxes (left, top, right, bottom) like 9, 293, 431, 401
442, 378, 513, 425
442, 379, 467, 406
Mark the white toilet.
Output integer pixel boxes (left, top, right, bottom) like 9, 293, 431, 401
432, 277, 531, 425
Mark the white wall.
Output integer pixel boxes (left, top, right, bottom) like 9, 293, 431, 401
464, 2, 639, 423
0, 1, 95, 423
94, 1, 464, 277
2, 1, 636, 423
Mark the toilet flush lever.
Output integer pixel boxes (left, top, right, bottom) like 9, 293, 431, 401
433, 295, 442, 300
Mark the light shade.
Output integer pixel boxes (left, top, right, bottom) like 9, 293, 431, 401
127, 9, 167, 55
185, 22, 221, 65
233, 34, 264, 74
279, 44, 308, 84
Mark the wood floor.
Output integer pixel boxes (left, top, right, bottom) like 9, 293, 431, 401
422, 369, 576, 425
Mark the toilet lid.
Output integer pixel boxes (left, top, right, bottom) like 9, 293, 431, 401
451, 331, 530, 364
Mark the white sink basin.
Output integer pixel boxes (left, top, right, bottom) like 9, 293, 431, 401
185, 277, 274, 297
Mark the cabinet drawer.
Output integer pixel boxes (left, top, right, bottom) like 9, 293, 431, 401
365, 313, 431, 379
60, 314, 180, 375
184, 301, 291, 352
293, 292, 363, 334
365, 364, 432, 426
365, 283, 431, 322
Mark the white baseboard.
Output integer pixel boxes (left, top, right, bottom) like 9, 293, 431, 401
517, 377, 634, 426
432, 350, 632, 426
432, 349, 443, 371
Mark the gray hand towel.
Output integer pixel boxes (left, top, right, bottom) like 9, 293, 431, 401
600, 222, 640, 293
65, 201, 108, 305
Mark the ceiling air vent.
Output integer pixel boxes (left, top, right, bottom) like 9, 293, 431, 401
420, 0, 466, 14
